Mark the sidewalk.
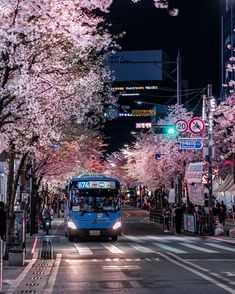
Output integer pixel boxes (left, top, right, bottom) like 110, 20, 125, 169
1, 233, 39, 293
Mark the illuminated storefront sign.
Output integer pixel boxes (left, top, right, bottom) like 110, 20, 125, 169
136, 123, 152, 129
132, 110, 156, 116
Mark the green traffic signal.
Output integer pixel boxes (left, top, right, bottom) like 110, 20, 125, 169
166, 126, 176, 136
153, 125, 177, 136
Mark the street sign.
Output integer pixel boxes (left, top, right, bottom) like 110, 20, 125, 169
180, 140, 203, 150
175, 119, 188, 133
188, 117, 205, 135
155, 153, 162, 160
106, 106, 119, 119
132, 109, 156, 116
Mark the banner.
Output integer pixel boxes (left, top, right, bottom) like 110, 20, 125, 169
187, 183, 204, 206
184, 162, 204, 183
168, 188, 175, 203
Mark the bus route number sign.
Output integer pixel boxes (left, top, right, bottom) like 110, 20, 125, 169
77, 181, 90, 189
175, 119, 188, 133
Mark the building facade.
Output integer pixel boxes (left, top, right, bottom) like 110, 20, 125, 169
220, 0, 235, 101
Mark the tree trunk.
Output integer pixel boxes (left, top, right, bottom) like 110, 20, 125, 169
5, 145, 29, 258
5, 142, 15, 258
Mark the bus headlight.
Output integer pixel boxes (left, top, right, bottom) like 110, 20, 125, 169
112, 219, 122, 230
68, 218, 77, 230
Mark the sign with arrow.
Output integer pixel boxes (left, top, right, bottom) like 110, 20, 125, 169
180, 140, 203, 150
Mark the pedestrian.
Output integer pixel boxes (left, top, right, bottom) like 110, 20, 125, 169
220, 201, 227, 225
163, 206, 172, 232
0, 202, 6, 240
174, 203, 183, 234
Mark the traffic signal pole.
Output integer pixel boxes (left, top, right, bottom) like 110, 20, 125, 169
207, 84, 214, 235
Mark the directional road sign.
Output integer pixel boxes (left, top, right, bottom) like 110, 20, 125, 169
188, 117, 205, 135
180, 140, 203, 150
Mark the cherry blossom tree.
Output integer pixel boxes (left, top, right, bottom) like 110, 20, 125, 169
120, 105, 202, 190
213, 95, 235, 177
0, 0, 117, 251
105, 151, 135, 185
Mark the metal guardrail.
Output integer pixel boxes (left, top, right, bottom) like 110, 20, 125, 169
149, 209, 164, 224
41, 238, 53, 259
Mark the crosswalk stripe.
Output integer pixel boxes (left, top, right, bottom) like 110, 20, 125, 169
204, 243, 235, 252
145, 236, 170, 243
179, 243, 218, 253
129, 243, 155, 253
101, 243, 125, 254
153, 243, 187, 254
122, 234, 145, 243
74, 243, 93, 255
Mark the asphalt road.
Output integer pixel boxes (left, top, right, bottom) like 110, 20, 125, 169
35, 207, 235, 293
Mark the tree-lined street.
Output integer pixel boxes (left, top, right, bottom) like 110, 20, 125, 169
0, 1, 235, 293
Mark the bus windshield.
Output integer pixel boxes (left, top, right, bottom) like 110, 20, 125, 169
70, 189, 120, 212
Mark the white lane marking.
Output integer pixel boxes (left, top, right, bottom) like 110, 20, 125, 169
153, 243, 187, 254
157, 251, 235, 293
179, 243, 218, 253
163, 236, 197, 242
43, 254, 62, 294
129, 243, 155, 253
102, 265, 140, 270
145, 236, 170, 243
209, 237, 235, 244
101, 243, 125, 254
74, 243, 93, 255
122, 234, 145, 243
204, 242, 235, 252
186, 259, 235, 262
129, 281, 141, 288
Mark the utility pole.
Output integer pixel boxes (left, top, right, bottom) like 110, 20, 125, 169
176, 51, 182, 203
177, 51, 181, 105
29, 159, 36, 236
206, 84, 215, 235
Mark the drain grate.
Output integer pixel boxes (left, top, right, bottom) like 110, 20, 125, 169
12, 258, 55, 294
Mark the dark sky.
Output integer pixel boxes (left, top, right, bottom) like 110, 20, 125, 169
103, 0, 221, 153
108, 0, 221, 95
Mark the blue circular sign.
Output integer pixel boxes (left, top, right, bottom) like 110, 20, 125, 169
106, 107, 119, 119
155, 153, 161, 160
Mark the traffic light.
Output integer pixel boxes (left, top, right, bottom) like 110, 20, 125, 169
153, 125, 177, 136
165, 126, 176, 136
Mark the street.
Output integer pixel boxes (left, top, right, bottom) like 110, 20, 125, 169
9, 207, 235, 294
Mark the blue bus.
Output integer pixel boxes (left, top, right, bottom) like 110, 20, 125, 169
64, 173, 122, 241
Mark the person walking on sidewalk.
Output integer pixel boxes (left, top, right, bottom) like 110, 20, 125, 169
163, 206, 172, 232
174, 203, 183, 234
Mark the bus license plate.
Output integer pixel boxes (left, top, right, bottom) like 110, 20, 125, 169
89, 230, 100, 236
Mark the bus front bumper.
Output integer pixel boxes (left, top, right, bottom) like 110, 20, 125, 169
68, 228, 121, 238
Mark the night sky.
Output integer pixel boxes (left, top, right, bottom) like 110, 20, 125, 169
103, 0, 221, 153
108, 0, 220, 95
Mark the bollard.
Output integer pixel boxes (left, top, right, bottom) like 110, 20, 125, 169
41, 238, 53, 259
